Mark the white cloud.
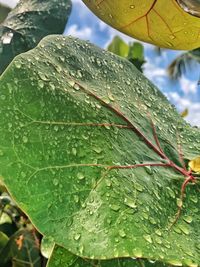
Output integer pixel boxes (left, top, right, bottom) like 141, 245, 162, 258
65, 24, 92, 40
0, 0, 18, 8
179, 76, 197, 95
167, 92, 200, 126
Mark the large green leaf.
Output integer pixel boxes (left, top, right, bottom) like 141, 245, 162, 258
0, 35, 200, 266
47, 245, 169, 267
0, 0, 71, 75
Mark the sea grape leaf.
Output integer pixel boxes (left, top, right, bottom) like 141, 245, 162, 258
82, 0, 200, 50
47, 245, 169, 267
0, 0, 72, 75
0, 35, 200, 266
0, 229, 41, 266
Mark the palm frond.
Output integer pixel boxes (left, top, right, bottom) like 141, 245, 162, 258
168, 48, 200, 79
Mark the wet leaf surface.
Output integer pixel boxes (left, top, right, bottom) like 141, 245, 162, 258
47, 245, 169, 267
0, 35, 200, 265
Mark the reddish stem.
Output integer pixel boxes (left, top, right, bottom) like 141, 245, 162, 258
108, 162, 170, 170
170, 174, 195, 228
66, 78, 197, 227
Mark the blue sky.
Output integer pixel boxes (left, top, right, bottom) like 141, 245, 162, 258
3, 0, 200, 126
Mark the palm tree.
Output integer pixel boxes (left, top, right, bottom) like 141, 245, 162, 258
167, 48, 200, 79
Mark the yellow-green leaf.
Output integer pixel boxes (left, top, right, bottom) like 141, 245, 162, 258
189, 156, 200, 172
181, 108, 188, 118
82, 0, 200, 50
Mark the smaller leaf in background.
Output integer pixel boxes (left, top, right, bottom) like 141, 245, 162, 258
0, 229, 42, 267
107, 36, 145, 72
189, 156, 200, 173
0, 4, 11, 24
107, 36, 129, 58
180, 108, 189, 118
128, 42, 145, 72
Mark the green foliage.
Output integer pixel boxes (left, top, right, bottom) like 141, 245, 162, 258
0, 3, 11, 24
0, 189, 45, 266
0, 0, 72, 75
107, 36, 145, 72
0, 229, 42, 267
0, 35, 199, 266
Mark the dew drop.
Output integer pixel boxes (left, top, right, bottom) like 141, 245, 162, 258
77, 172, 85, 180
53, 179, 59, 186
15, 61, 22, 70
143, 234, 152, 243
183, 215, 193, 224
119, 229, 126, 238
22, 136, 28, 143
132, 248, 142, 258
74, 233, 81, 240
38, 80, 44, 89
168, 259, 182, 266
110, 204, 120, 212
179, 223, 190, 235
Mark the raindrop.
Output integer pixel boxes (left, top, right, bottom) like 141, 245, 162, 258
22, 136, 28, 143
183, 215, 193, 224
53, 179, 59, 186
119, 229, 126, 238
108, 92, 115, 101
2, 32, 13, 44
74, 233, 81, 240
21, 172, 26, 178
124, 197, 137, 208
72, 147, 77, 156
54, 125, 59, 132
179, 223, 190, 235
93, 147, 102, 154
15, 61, 22, 69
77, 172, 85, 180
132, 248, 142, 258
110, 204, 120, 212
143, 234, 152, 243
168, 259, 183, 266
38, 80, 44, 89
